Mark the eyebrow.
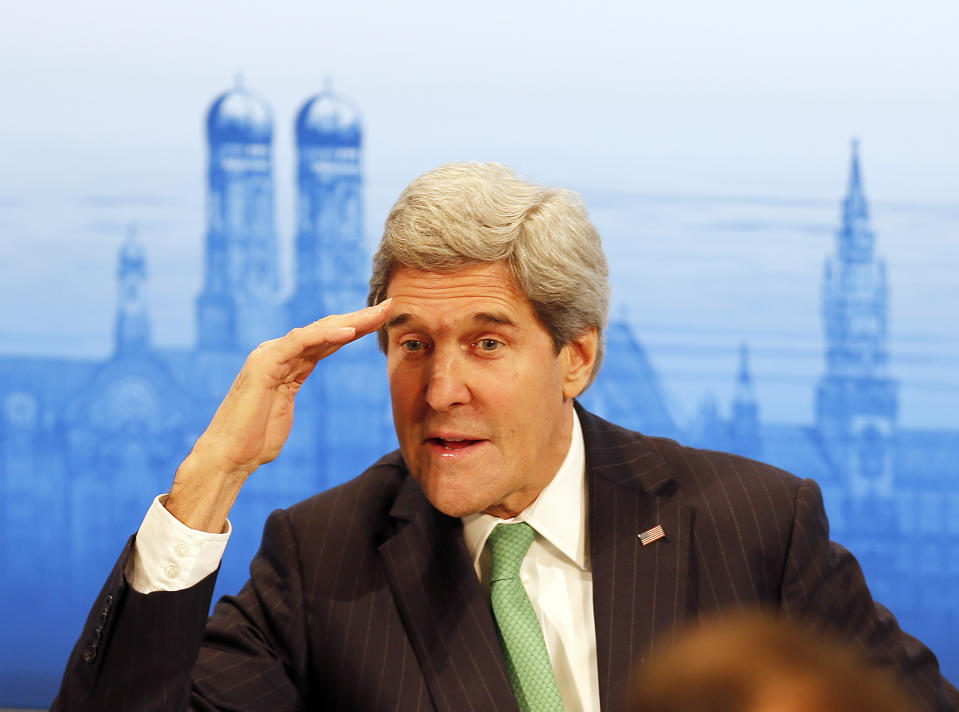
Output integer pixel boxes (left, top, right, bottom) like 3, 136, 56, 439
473, 311, 518, 327
384, 311, 518, 330
384, 314, 412, 330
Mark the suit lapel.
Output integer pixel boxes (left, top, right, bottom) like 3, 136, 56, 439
579, 406, 693, 712
378, 476, 519, 712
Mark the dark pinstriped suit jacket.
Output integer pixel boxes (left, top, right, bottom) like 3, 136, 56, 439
55, 405, 958, 711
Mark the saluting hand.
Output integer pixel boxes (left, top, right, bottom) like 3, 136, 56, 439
166, 300, 393, 532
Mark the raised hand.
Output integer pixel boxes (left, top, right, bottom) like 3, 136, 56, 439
166, 300, 393, 532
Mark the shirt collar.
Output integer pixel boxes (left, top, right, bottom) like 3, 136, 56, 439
461, 407, 588, 572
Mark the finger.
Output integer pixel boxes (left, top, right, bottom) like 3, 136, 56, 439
262, 299, 393, 366
303, 299, 393, 344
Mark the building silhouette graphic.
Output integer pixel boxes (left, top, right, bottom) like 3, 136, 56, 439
686, 143, 959, 655
198, 78, 280, 351
0, 83, 956, 705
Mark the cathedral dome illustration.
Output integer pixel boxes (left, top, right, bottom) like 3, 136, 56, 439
206, 78, 273, 144
295, 81, 361, 147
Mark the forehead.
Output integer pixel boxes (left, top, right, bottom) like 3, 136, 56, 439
384, 262, 535, 324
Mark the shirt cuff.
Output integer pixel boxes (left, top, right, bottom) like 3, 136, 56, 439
128, 494, 231, 594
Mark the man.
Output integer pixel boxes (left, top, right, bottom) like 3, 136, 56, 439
54, 163, 957, 711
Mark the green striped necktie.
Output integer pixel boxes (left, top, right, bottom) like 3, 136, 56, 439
487, 522, 565, 712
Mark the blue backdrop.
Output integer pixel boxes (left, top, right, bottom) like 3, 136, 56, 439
1, 3, 957, 707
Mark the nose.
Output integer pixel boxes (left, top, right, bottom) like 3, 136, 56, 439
424, 350, 471, 412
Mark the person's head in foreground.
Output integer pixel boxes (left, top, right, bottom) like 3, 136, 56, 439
630, 611, 916, 712
367, 162, 610, 519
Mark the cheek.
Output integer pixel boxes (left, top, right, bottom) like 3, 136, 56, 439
387, 365, 426, 427
387, 371, 408, 416
387, 359, 415, 395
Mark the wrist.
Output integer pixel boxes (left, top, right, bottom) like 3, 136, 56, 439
166, 452, 249, 533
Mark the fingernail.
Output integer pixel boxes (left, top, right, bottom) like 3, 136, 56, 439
378, 297, 393, 309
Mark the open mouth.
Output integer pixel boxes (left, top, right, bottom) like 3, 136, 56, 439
430, 438, 482, 451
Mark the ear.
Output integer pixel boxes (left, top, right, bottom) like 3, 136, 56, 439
560, 327, 598, 399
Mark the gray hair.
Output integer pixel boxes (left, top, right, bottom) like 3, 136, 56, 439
368, 162, 610, 385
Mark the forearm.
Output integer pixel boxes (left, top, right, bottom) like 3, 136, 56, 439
165, 446, 249, 534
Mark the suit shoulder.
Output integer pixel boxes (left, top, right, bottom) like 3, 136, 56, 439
647, 435, 801, 488
649, 437, 812, 530
579, 405, 804, 505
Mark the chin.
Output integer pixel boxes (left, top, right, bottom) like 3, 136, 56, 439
419, 483, 489, 519
425, 494, 484, 519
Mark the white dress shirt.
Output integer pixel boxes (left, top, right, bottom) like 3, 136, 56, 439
130, 408, 599, 711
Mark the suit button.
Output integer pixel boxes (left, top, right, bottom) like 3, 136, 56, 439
164, 564, 180, 580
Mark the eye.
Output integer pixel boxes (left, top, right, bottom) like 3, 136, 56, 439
475, 338, 503, 352
401, 339, 428, 352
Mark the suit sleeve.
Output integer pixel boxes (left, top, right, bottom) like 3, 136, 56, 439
779, 478, 959, 712
53, 509, 310, 712
189, 507, 310, 709
51, 535, 219, 711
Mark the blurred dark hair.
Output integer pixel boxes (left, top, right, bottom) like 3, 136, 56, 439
630, 611, 916, 712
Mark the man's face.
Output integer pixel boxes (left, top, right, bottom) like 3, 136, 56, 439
384, 261, 595, 519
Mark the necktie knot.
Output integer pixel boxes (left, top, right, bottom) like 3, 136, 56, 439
488, 522, 537, 582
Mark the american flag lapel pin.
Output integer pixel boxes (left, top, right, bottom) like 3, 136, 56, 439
638, 524, 666, 546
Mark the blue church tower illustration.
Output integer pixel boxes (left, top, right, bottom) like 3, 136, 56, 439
196, 78, 280, 351
729, 343, 762, 460
816, 140, 897, 499
289, 80, 368, 322
684, 343, 761, 459
115, 224, 151, 354
283, 82, 395, 487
